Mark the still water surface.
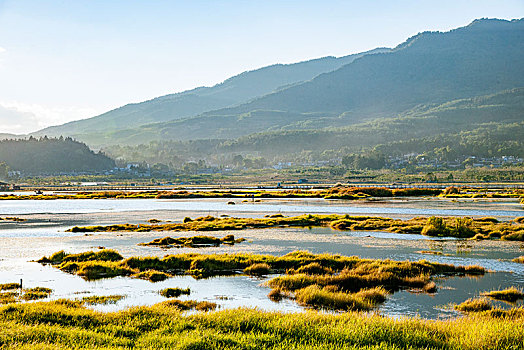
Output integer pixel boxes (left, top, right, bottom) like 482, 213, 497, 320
0, 197, 523, 318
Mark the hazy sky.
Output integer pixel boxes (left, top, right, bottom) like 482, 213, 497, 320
0, 0, 522, 134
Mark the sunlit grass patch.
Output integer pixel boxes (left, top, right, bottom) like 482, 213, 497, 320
133, 270, 171, 282
64, 213, 524, 241
244, 263, 271, 276
81, 295, 125, 305
455, 298, 493, 312
513, 256, 524, 264
1, 301, 523, 349
139, 234, 245, 248
481, 287, 524, 303
161, 299, 217, 311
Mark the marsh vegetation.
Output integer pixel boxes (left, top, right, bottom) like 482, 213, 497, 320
139, 234, 245, 248
67, 213, 524, 241
0, 301, 523, 349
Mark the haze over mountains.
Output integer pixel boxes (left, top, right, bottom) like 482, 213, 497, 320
31, 18, 524, 163
34, 48, 388, 138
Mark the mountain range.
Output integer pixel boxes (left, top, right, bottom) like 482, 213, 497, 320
30, 18, 524, 165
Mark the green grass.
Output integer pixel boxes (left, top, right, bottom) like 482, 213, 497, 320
0, 301, 523, 349
64, 214, 524, 241
481, 287, 524, 303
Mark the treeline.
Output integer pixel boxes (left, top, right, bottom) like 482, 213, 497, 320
0, 137, 115, 175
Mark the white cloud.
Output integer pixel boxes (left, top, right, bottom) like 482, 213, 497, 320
0, 101, 98, 135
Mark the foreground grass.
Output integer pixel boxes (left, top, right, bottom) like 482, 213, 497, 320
1, 301, 523, 349
66, 213, 524, 241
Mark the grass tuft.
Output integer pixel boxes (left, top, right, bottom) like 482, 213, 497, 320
481, 287, 524, 303
159, 288, 191, 298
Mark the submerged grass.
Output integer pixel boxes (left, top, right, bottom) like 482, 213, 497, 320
65, 213, 524, 241
0, 301, 523, 349
0, 285, 52, 304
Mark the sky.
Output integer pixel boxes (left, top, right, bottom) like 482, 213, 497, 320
0, 0, 522, 134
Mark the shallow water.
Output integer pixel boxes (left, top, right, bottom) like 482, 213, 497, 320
0, 197, 523, 319
0, 197, 522, 219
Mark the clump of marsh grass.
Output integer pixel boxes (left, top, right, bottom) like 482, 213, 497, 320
0, 283, 21, 291
455, 297, 493, 312
513, 256, 524, 264
162, 299, 217, 311
139, 234, 245, 248
481, 287, 524, 303
268, 288, 284, 302
0, 292, 18, 304
0, 285, 52, 304
63, 213, 524, 241
82, 295, 125, 305
295, 262, 333, 275
38, 249, 123, 264
134, 270, 171, 282
159, 287, 191, 298
0, 216, 27, 222
294, 285, 387, 311
21, 287, 52, 301
244, 263, 271, 276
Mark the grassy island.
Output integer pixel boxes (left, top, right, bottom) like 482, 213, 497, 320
0, 186, 443, 200
138, 234, 245, 248
67, 214, 524, 241
37, 249, 484, 311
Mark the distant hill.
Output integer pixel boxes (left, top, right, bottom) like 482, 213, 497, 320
0, 133, 19, 140
75, 18, 524, 146
216, 18, 524, 118
34, 48, 388, 138
0, 137, 115, 175
104, 88, 524, 165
